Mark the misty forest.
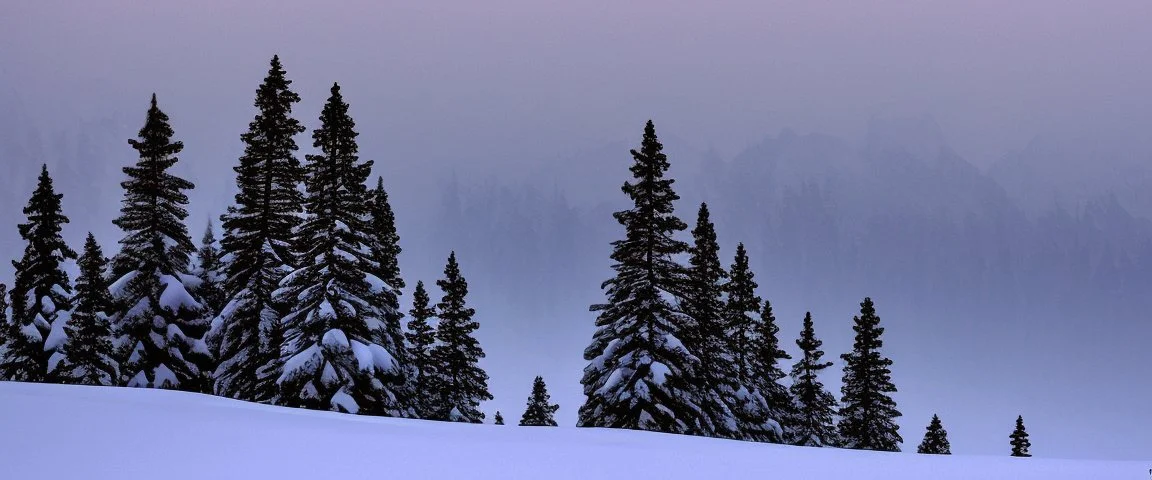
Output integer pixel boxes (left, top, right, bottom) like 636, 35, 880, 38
1, 47, 1148, 463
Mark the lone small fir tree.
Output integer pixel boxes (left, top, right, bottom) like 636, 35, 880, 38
519, 376, 560, 426
494, 411, 505, 425
1010, 415, 1031, 457
916, 414, 951, 454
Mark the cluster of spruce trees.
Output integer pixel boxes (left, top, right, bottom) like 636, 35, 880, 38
0, 55, 1035, 455
576, 120, 1034, 457
0, 56, 507, 423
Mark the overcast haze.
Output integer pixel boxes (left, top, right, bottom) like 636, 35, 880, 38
1, 0, 1150, 461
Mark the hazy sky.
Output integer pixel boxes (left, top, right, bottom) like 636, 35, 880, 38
4, 0, 1152, 168
1, 0, 1150, 462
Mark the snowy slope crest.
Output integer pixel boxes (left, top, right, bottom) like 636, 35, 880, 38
0, 382, 1147, 480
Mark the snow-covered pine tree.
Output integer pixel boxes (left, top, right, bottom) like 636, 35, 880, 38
1010, 415, 1031, 457
519, 376, 560, 426
682, 203, 738, 438
837, 297, 902, 451
1, 165, 76, 382
193, 220, 226, 318
405, 280, 437, 418
722, 243, 779, 442
753, 300, 795, 442
578, 120, 707, 435
212, 55, 306, 403
361, 176, 412, 417
109, 94, 213, 392
428, 252, 492, 423
274, 83, 407, 415
788, 312, 839, 447
55, 234, 118, 385
917, 414, 951, 454
494, 411, 505, 425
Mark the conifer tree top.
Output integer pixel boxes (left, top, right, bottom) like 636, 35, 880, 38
688, 202, 724, 283
129, 94, 183, 158
618, 119, 683, 230
757, 300, 791, 365
409, 280, 433, 318
18, 164, 76, 259
114, 93, 196, 277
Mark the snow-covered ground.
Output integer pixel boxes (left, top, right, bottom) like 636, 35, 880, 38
0, 382, 1146, 479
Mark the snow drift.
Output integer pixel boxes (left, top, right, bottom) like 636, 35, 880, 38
0, 382, 1145, 479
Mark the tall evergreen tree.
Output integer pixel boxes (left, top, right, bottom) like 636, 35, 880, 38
213, 55, 306, 403
682, 203, 738, 438
754, 300, 795, 441
1, 165, 76, 382
55, 234, 118, 385
788, 312, 839, 447
1010, 415, 1031, 457
519, 376, 560, 426
109, 94, 212, 392
193, 220, 226, 317
405, 280, 437, 418
722, 244, 779, 442
362, 176, 412, 416
274, 83, 407, 415
837, 297, 902, 451
917, 414, 951, 454
578, 121, 707, 435
494, 411, 505, 425
428, 252, 492, 423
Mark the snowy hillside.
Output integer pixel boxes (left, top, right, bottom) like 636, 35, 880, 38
0, 382, 1145, 479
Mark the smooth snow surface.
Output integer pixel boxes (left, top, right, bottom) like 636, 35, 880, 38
0, 382, 1146, 480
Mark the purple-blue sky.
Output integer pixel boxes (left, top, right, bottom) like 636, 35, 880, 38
4, 0, 1152, 169
1, 0, 1151, 462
